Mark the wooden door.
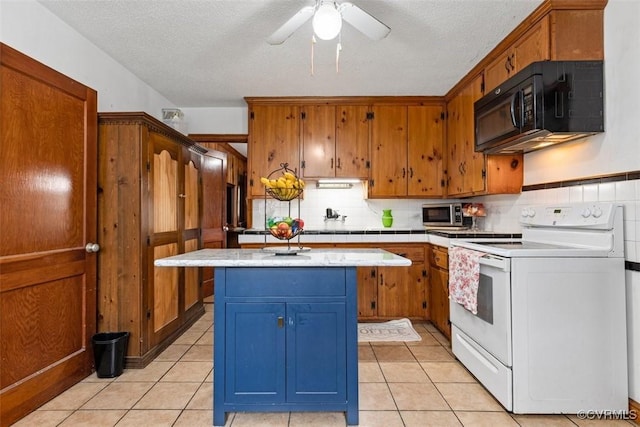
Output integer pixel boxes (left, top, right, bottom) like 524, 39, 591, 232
301, 105, 336, 178
335, 105, 369, 179
407, 105, 445, 197
0, 44, 97, 426
201, 149, 227, 297
369, 105, 408, 197
248, 104, 300, 198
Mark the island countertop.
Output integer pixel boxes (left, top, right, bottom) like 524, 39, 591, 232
154, 248, 411, 267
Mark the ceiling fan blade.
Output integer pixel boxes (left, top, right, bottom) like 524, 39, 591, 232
339, 2, 390, 40
266, 5, 315, 45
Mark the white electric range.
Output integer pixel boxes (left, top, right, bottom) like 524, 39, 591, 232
449, 202, 628, 414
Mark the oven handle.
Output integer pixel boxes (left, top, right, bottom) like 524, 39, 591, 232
478, 254, 510, 271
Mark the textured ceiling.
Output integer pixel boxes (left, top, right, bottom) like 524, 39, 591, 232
38, 0, 543, 108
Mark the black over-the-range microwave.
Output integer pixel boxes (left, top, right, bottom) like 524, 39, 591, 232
474, 60, 604, 154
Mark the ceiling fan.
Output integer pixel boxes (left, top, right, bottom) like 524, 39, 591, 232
266, 0, 391, 45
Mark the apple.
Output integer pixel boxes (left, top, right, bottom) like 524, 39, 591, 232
294, 218, 304, 229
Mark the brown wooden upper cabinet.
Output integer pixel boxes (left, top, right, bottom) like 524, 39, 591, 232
301, 104, 369, 179
446, 74, 524, 197
247, 104, 300, 198
484, 7, 604, 92
369, 104, 445, 198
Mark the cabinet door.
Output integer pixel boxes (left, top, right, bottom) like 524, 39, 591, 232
484, 51, 515, 94
335, 105, 369, 179
287, 303, 347, 403
225, 302, 286, 403
407, 105, 445, 197
376, 246, 426, 319
485, 17, 550, 92
369, 105, 408, 197
150, 133, 182, 347
446, 74, 486, 197
301, 105, 336, 178
513, 16, 550, 73
428, 265, 450, 340
183, 150, 202, 311
357, 267, 378, 318
248, 104, 300, 198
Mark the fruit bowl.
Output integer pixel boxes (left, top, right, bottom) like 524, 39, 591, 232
266, 187, 303, 201
269, 227, 303, 240
267, 217, 305, 240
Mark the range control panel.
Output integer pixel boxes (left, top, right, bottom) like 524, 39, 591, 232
519, 202, 619, 229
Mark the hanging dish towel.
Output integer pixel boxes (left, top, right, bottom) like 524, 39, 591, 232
448, 246, 486, 314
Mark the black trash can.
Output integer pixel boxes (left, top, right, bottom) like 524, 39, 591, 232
92, 332, 129, 378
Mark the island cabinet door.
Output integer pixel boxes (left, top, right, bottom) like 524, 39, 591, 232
225, 303, 287, 403
286, 303, 347, 403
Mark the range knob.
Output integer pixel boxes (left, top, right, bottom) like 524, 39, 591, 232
521, 208, 536, 218
581, 208, 592, 218
592, 207, 603, 218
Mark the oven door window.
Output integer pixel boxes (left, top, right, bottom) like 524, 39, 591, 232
476, 273, 494, 324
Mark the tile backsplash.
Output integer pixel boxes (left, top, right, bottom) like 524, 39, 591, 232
251, 178, 640, 264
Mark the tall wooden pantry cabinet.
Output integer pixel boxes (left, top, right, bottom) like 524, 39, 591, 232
98, 112, 207, 368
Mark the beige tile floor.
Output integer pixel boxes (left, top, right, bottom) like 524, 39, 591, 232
15, 301, 634, 427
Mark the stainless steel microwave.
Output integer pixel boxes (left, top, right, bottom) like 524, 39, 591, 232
422, 203, 465, 227
474, 60, 604, 154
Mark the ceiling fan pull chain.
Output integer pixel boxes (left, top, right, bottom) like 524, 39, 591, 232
336, 33, 342, 73
311, 34, 316, 76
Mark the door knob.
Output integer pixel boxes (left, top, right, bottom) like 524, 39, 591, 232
85, 243, 100, 253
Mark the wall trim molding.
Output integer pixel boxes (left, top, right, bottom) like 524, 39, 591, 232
523, 170, 640, 192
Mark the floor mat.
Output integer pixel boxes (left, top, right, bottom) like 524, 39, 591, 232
357, 318, 422, 342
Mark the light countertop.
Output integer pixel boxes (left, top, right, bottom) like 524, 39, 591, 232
154, 248, 412, 267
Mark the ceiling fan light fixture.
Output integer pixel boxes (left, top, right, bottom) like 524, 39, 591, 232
312, 2, 342, 40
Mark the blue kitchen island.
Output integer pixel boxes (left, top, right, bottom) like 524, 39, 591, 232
155, 248, 411, 426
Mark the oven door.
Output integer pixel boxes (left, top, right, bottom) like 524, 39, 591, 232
449, 253, 513, 410
449, 253, 512, 365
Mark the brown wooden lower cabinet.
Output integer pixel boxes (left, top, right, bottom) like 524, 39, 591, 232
428, 244, 451, 340
240, 242, 430, 322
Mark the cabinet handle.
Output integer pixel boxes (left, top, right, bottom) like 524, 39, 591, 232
379, 273, 384, 286
409, 168, 413, 178
330, 158, 334, 169
277, 316, 284, 328
336, 158, 341, 169
402, 168, 406, 178
178, 193, 187, 198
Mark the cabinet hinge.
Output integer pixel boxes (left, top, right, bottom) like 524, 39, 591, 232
369, 179, 374, 187
146, 236, 150, 246
146, 161, 151, 172
480, 75, 485, 94
250, 111, 255, 120
423, 301, 427, 309
365, 160, 370, 169
370, 268, 376, 278
371, 301, 376, 309
422, 269, 427, 277
440, 179, 445, 187
366, 112, 374, 120
482, 169, 486, 178
301, 111, 306, 120
249, 178, 254, 187
301, 160, 306, 169
146, 309, 151, 319
440, 112, 445, 120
